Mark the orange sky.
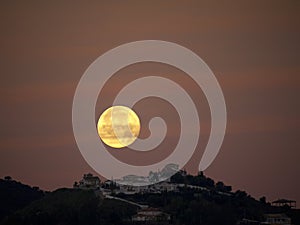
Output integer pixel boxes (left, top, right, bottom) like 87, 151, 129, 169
0, 1, 299, 205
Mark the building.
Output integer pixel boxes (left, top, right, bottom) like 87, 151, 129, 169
238, 214, 292, 225
272, 199, 296, 208
74, 173, 101, 189
238, 218, 261, 225
132, 207, 170, 224
262, 214, 291, 225
154, 181, 178, 192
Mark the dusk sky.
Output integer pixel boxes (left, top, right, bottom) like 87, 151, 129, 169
0, 1, 299, 205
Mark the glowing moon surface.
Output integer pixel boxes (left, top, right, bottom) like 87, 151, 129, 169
97, 106, 140, 148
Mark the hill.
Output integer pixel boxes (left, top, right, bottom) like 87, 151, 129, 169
0, 173, 299, 225
1, 188, 137, 225
0, 177, 44, 221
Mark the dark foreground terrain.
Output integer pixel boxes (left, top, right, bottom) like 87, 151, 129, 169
0, 173, 299, 225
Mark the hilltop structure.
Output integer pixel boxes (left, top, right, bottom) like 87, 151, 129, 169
272, 199, 296, 209
73, 173, 100, 189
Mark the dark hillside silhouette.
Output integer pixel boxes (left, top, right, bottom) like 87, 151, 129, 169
0, 173, 299, 225
0, 177, 44, 221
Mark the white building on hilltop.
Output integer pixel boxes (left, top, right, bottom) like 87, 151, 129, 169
74, 173, 101, 189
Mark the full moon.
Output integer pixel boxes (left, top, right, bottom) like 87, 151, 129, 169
97, 106, 140, 148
